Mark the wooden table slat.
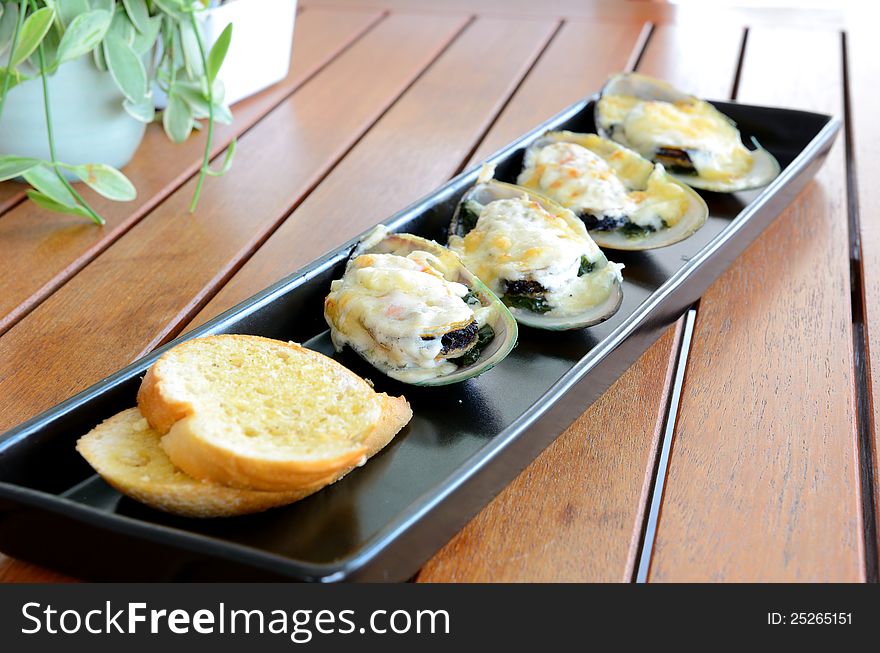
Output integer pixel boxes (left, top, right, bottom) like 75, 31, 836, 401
648, 27, 864, 582
0, 185, 24, 218
635, 22, 745, 100
468, 18, 650, 163
847, 27, 880, 553
0, 7, 384, 335
0, 12, 468, 434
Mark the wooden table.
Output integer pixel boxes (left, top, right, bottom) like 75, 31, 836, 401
0, 0, 875, 582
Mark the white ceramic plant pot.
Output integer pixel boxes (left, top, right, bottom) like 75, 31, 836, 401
0, 56, 146, 170
203, 0, 297, 105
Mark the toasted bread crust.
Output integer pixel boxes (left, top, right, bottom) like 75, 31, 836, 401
138, 363, 193, 434
158, 418, 369, 491
138, 335, 411, 492
363, 393, 413, 457
76, 409, 334, 518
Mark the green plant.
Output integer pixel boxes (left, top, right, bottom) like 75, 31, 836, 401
0, 0, 234, 224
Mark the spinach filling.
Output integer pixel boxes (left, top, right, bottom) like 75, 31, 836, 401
503, 294, 552, 314
452, 325, 496, 367
438, 321, 480, 356
581, 211, 668, 239
654, 146, 697, 176
620, 222, 657, 238
502, 279, 551, 314
420, 319, 480, 358
581, 213, 627, 231
502, 257, 595, 315
462, 288, 481, 307
504, 280, 545, 296
455, 200, 484, 236
578, 256, 595, 276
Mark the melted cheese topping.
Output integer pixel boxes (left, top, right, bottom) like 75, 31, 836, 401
518, 141, 689, 230
598, 94, 753, 183
448, 196, 623, 318
325, 251, 475, 382
521, 142, 633, 218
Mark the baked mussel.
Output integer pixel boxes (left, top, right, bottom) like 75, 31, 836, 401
448, 172, 624, 330
517, 131, 708, 250
595, 72, 780, 192
324, 227, 518, 385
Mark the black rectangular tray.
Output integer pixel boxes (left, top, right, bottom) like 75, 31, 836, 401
0, 96, 839, 582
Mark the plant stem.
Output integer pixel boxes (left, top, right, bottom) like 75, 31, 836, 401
30, 0, 104, 226
0, 0, 28, 125
188, 10, 213, 213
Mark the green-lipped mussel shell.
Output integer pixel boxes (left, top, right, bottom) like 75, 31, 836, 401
596, 72, 780, 193
521, 131, 709, 250
450, 180, 624, 330
337, 229, 518, 386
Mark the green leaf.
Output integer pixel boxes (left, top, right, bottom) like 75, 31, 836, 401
152, 0, 186, 19
104, 33, 146, 102
209, 101, 231, 124
40, 21, 61, 69
107, 5, 135, 45
211, 76, 225, 104
62, 162, 136, 201
56, 10, 112, 64
0, 155, 41, 182
130, 13, 160, 54
121, 0, 149, 34
206, 22, 231, 84
166, 15, 183, 69
0, 2, 19, 57
55, 0, 91, 29
90, 0, 115, 13
173, 77, 225, 102
27, 21, 60, 71
162, 91, 192, 143
206, 138, 235, 177
123, 94, 155, 122
23, 164, 79, 207
10, 7, 55, 67
23, 165, 105, 223
178, 19, 202, 78
92, 41, 106, 69
173, 81, 231, 124
0, 66, 25, 92
26, 189, 93, 218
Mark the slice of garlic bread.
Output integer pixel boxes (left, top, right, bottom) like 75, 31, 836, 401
138, 335, 411, 491
76, 408, 328, 518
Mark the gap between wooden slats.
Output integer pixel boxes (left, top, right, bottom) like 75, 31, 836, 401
842, 28, 880, 581
629, 22, 746, 583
